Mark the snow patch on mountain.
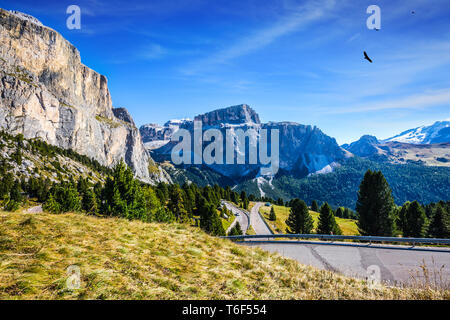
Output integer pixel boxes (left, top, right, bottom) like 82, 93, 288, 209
384, 121, 450, 144
308, 162, 339, 176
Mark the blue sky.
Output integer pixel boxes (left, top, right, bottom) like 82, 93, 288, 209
2, 0, 450, 144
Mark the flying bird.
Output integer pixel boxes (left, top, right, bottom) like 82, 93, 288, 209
363, 51, 373, 63
412, 10, 415, 14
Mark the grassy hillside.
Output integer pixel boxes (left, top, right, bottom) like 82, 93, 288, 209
221, 212, 235, 231
259, 204, 359, 235
0, 210, 445, 299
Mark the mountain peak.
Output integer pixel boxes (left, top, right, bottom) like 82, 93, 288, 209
384, 120, 450, 144
343, 135, 380, 157
194, 104, 260, 126
358, 135, 379, 144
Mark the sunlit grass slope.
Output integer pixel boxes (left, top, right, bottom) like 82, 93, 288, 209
259, 204, 359, 235
0, 211, 446, 300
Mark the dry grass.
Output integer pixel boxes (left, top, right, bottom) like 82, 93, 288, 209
0, 211, 447, 300
408, 258, 450, 291
259, 205, 359, 235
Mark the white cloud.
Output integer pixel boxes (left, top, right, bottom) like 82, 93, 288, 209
140, 43, 167, 60
324, 89, 450, 114
182, 0, 336, 75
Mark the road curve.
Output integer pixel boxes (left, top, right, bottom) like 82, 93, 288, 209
249, 202, 272, 235
222, 201, 249, 234
243, 241, 450, 287
231, 202, 450, 287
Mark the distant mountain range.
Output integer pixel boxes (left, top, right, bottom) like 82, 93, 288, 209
383, 121, 450, 144
140, 108, 449, 207
341, 122, 450, 167
141, 104, 349, 180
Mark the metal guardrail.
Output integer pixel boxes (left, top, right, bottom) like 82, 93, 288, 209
223, 234, 450, 246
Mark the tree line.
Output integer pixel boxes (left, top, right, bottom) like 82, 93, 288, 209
0, 160, 248, 237
356, 170, 449, 238
277, 169, 449, 238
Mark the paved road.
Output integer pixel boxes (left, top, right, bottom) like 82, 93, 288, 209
243, 241, 450, 287
249, 202, 272, 235
223, 201, 450, 286
222, 201, 250, 234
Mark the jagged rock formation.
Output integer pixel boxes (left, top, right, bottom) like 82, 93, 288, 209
0, 8, 170, 184
263, 121, 349, 177
148, 104, 348, 180
112, 107, 136, 127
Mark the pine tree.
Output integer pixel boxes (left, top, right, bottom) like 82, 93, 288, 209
229, 222, 243, 236
427, 204, 449, 238
335, 207, 344, 218
154, 206, 174, 223
269, 206, 277, 221
199, 202, 225, 236
404, 201, 428, 237
81, 188, 99, 215
317, 202, 341, 235
5, 180, 23, 212
156, 182, 169, 204
102, 160, 146, 220
0, 172, 14, 200
343, 208, 350, 219
356, 170, 396, 236
43, 193, 61, 214
311, 200, 319, 212
142, 186, 166, 222
397, 202, 410, 234
168, 184, 189, 223
285, 199, 314, 234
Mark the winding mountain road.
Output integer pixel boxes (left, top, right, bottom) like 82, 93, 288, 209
222, 201, 250, 234
226, 201, 450, 287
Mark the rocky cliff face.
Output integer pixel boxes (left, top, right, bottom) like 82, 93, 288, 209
263, 122, 349, 176
0, 9, 169, 184
148, 104, 348, 179
194, 104, 260, 126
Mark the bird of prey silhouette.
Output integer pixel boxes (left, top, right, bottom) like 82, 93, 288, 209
363, 51, 373, 63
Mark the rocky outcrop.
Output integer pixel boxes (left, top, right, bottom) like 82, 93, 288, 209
112, 107, 136, 127
0, 8, 169, 184
342, 135, 381, 157
194, 104, 260, 126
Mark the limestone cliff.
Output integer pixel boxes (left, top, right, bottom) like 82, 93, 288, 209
149, 104, 349, 179
0, 8, 170, 184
